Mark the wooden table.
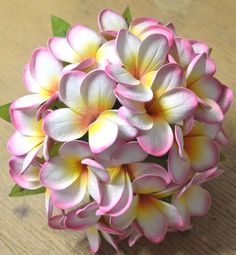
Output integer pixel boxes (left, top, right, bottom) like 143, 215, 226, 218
0, 0, 235, 254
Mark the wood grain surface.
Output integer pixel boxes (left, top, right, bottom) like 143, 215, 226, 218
0, 0, 235, 254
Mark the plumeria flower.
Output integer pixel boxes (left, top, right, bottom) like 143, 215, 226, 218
11, 47, 63, 111
40, 141, 109, 209
116, 63, 198, 156
7, 107, 49, 172
106, 29, 170, 102
110, 163, 183, 244
168, 122, 220, 184
65, 202, 125, 253
48, 24, 121, 72
98, 9, 174, 46
44, 69, 136, 153
96, 141, 148, 217
9, 156, 42, 190
172, 167, 223, 230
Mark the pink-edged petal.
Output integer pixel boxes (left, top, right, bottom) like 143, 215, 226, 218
189, 76, 223, 101
159, 88, 198, 123
80, 70, 116, 111
86, 226, 101, 254
45, 189, 53, 221
166, 22, 176, 34
40, 157, 79, 190
100, 232, 119, 252
137, 34, 169, 76
188, 121, 221, 139
100, 29, 118, 40
10, 94, 47, 110
136, 197, 167, 243
185, 185, 211, 216
186, 53, 209, 85
119, 106, 153, 131
51, 173, 87, 209
216, 128, 229, 145
169, 38, 195, 69
82, 158, 109, 183
59, 140, 92, 160
7, 131, 44, 156
43, 135, 51, 161
116, 29, 141, 74
192, 167, 224, 185
43, 108, 88, 142
65, 202, 100, 230
110, 195, 139, 230
128, 223, 143, 247
67, 24, 103, 58
185, 136, 219, 172
168, 143, 192, 184
152, 63, 185, 97
137, 119, 173, 156
112, 141, 148, 166
175, 125, 185, 159
29, 47, 63, 92
132, 174, 167, 194
183, 116, 194, 135
106, 172, 133, 217
205, 58, 216, 76
195, 99, 224, 123
105, 64, 140, 85
48, 37, 79, 63
61, 58, 95, 73
89, 114, 118, 153
218, 85, 233, 114
10, 107, 44, 136
21, 144, 42, 172
154, 200, 183, 228
116, 83, 153, 102
49, 215, 67, 230
98, 168, 125, 213
129, 17, 158, 36
87, 171, 102, 204
191, 40, 210, 55
23, 64, 40, 93
96, 40, 122, 68
98, 9, 127, 31
59, 70, 86, 109
9, 156, 41, 190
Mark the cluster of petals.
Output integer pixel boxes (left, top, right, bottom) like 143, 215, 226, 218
7, 8, 232, 253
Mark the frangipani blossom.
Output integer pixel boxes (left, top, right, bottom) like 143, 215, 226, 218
98, 9, 174, 46
7, 107, 49, 172
168, 123, 220, 184
48, 25, 121, 72
40, 141, 109, 209
11, 48, 63, 111
172, 167, 223, 230
117, 63, 198, 156
110, 164, 183, 244
9, 156, 42, 190
44, 70, 135, 153
106, 29, 170, 101
96, 141, 148, 217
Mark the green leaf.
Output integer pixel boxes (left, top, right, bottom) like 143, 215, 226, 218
0, 103, 11, 122
51, 15, 71, 37
122, 6, 132, 26
9, 184, 46, 197
144, 155, 167, 167
49, 142, 62, 158
220, 152, 226, 162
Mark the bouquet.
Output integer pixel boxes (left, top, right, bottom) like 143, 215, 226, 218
0, 7, 233, 253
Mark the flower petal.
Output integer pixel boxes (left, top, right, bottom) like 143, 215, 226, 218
86, 226, 101, 254
87, 171, 102, 204
89, 114, 118, 153
191, 40, 210, 55
21, 144, 42, 172
116, 29, 141, 74
40, 156, 79, 190
10, 94, 47, 110
43, 108, 88, 142
137, 34, 169, 76
80, 70, 116, 112
218, 85, 233, 114
184, 136, 219, 172
51, 173, 87, 209
67, 24, 103, 59
98, 9, 127, 32
137, 119, 173, 156
48, 37, 79, 63
159, 88, 198, 123
152, 63, 185, 97
136, 197, 167, 243
29, 47, 63, 93
59, 70, 86, 109
7, 131, 44, 156
23, 64, 40, 93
